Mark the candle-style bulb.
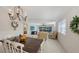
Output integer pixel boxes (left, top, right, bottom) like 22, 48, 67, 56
8, 9, 12, 14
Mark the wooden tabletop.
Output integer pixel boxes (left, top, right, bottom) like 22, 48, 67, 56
23, 38, 43, 53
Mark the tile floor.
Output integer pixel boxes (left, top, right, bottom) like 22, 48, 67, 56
40, 39, 65, 53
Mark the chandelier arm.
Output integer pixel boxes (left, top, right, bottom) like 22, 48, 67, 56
8, 6, 27, 30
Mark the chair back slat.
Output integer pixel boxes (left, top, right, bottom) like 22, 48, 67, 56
3, 40, 26, 53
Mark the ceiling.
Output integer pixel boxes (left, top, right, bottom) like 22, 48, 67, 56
26, 6, 72, 21
1, 6, 73, 23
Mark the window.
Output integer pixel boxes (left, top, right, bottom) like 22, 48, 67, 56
58, 19, 66, 35
39, 25, 52, 32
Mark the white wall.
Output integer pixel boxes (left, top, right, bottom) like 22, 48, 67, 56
58, 7, 79, 52
0, 7, 23, 40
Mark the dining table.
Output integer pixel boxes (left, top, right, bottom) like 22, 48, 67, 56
10, 37, 43, 53
23, 37, 43, 53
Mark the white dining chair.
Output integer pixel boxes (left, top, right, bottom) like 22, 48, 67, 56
3, 40, 14, 53
13, 42, 26, 53
0, 42, 5, 53
3, 40, 27, 53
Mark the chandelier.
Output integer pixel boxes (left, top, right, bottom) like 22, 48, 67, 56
8, 6, 27, 30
